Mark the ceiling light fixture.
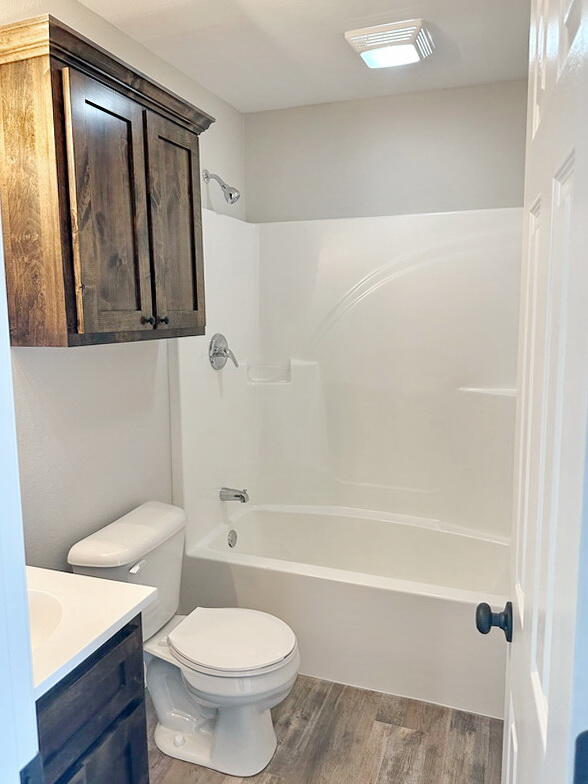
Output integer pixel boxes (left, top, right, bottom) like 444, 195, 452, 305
345, 19, 434, 69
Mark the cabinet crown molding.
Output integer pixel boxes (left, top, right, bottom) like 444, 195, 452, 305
0, 14, 215, 134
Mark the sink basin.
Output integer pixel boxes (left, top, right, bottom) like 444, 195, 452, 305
26, 566, 156, 698
28, 589, 62, 650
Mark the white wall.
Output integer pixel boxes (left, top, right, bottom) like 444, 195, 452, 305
255, 208, 522, 540
245, 80, 527, 223
12, 342, 173, 570
0, 0, 246, 219
170, 210, 260, 550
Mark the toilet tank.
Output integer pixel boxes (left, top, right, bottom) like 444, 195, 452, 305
67, 501, 186, 640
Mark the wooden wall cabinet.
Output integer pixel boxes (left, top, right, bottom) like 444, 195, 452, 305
0, 16, 213, 346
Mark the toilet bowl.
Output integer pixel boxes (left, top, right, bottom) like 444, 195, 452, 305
145, 610, 300, 775
67, 502, 299, 777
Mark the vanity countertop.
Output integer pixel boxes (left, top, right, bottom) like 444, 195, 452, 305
27, 566, 156, 699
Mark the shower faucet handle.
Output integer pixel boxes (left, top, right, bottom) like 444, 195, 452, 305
209, 333, 239, 369
223, 347, 239, 367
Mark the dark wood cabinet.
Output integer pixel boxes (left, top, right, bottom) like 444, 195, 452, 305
145, 111, 205, 333
60, 705, 148, 784
63, 69, 154, 336
36, 616, 149, 784
0, 15, 214, 346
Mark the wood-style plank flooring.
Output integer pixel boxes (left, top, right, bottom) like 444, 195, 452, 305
148, 675, 502, 784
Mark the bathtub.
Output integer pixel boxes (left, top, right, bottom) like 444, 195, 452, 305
182, 505, 508, 718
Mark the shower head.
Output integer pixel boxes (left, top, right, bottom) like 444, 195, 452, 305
202, 169, 241, 205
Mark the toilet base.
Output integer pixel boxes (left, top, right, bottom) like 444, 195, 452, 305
145, 616, 299, 777
154, 704, 277, 777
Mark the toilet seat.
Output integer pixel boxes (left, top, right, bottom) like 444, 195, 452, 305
167, 607, 297, 676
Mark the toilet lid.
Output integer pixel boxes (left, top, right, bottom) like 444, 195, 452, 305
167, 607, 297, 673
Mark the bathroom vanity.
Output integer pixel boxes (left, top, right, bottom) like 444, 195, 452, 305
0, 16, 213, 347
27, 567, 156, 783
36, 617, 148, 784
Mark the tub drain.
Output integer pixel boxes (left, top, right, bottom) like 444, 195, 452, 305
227, 529, 238, 548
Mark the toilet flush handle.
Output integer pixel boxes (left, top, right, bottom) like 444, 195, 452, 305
129, 559, 146, 575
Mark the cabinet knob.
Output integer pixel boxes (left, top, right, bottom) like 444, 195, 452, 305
141, 315, 155, 325
156, 316, 169, 325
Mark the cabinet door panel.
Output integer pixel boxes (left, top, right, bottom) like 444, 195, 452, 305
145, 111, 205, 332
63, 68, 154, 334
61, 704, 149, 784
37, 620, 144, 784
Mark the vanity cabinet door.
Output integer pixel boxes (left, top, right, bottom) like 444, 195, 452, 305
62, 68, 155, 336
61, 705, 149, 784
36, 617, 148, 784
145, 111, 205, 334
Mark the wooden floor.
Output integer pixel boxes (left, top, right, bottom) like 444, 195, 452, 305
147, 675, 503, 784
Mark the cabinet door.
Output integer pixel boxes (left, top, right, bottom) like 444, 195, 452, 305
37, 619, 145, 784
62, 68, 154, 335
145, 111, 205, 333
61, 705, 149, 784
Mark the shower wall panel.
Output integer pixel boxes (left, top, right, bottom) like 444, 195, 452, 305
256, 208, 522, 540
169, 209, 261, 549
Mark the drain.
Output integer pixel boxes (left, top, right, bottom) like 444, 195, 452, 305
227, 529, 238, 548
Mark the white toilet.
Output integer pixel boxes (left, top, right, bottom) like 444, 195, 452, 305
67, 501, 300, 777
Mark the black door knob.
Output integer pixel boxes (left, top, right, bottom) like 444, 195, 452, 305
476, 601, 513, 643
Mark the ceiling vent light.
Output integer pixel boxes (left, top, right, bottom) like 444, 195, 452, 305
344, 19, 434, 68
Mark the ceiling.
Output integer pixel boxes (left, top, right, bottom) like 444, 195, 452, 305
80, 0, 531, 113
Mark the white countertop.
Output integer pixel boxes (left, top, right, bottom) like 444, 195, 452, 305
27, 566, 156, 699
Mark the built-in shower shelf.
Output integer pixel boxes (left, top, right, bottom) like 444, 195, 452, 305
247, 363, 292, 384
458, 386, 517, 397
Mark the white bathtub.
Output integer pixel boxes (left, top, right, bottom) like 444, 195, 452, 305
182, 505, 508, 717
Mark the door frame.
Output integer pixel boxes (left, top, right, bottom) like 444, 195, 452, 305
0, 212, 40, 782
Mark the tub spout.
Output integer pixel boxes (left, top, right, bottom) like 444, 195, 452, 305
220, 487, 250, 503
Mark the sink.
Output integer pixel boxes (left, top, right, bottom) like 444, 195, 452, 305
26, 566, 156, 698
28, 589, 63, 650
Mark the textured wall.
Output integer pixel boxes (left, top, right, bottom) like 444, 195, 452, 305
13, 341, 173, 569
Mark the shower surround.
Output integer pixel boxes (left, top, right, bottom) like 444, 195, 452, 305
172, 207, 522, 717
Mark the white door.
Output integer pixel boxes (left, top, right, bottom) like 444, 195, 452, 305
505, 0, 588, 782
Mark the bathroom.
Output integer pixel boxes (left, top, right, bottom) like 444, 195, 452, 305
1, 1, 588, 783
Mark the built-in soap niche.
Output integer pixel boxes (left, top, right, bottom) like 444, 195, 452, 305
247, 362, 292, 384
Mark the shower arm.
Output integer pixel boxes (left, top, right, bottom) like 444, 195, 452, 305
202, 169, 241, 205
202, 170, 228, 189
